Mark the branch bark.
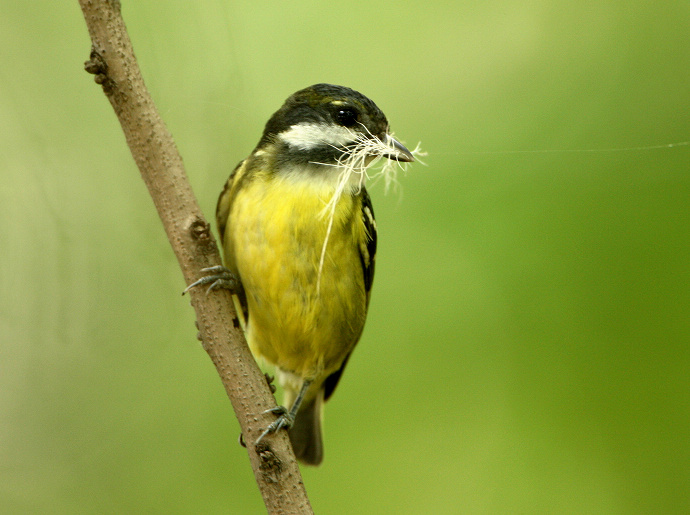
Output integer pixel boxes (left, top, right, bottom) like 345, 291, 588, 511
77, 1, 312, 512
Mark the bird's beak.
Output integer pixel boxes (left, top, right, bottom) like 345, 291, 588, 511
383, 134, 415, 162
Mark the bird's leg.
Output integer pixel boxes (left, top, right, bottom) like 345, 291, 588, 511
256, 379, 312, 444
183, 265, 240, 296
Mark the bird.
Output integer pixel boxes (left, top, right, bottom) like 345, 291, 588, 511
189, 83, 415, 465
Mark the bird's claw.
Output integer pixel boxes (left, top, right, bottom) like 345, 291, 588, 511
183, 265, 239, 296
255, 406, 295, 444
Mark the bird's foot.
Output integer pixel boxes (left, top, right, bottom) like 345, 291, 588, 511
183, 265, 239, 296
255, 406, 295, 444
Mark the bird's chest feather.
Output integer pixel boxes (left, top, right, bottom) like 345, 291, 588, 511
227, 176, 367, 377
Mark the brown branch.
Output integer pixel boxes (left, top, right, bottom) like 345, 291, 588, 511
77, 1, 312, 512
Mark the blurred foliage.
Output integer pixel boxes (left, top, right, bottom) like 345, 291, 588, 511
1, 1, 689, 513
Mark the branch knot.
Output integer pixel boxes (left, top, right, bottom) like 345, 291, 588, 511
257, 443, 283, 484
84, 48, 115, 95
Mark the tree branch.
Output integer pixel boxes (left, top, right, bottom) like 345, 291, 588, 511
77, 1, 312, 512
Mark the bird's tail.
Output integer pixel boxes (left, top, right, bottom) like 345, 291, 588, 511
288, 388, 324, 466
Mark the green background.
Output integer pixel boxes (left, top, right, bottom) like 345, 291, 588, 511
2, 1, 689, 513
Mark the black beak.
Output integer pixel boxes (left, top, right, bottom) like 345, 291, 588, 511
383, 134, 415, 162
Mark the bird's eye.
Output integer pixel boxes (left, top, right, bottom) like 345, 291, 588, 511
335, 107, 359, 127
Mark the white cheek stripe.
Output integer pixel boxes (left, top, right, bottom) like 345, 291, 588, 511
278, 122, 357, 150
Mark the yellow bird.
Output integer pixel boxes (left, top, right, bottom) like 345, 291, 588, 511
191, 84, 414, 465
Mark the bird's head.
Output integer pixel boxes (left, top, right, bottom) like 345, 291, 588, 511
257, 83, 415, 175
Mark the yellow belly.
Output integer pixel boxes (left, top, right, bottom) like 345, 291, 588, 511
226, 175, 368, 380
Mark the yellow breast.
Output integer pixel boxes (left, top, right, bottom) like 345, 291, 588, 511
226, 173, 368, 380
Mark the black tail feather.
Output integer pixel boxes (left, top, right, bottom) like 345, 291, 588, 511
288, 390, 324, 466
